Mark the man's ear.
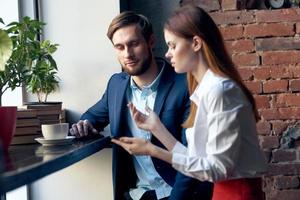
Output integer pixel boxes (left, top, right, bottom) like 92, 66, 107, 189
148, 34, 155, 49
192, 36, 202, 52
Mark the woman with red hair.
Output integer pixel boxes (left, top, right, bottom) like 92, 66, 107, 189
112, 5, 267, 200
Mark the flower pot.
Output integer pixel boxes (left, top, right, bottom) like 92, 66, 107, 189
0, 106, 17, 152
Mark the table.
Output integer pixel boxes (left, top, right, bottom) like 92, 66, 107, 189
0, 135, 111, 194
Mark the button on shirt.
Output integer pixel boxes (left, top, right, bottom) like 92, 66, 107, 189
126, 63, 172, 200
171, 69, 267, 182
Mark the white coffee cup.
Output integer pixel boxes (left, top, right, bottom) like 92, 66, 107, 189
41, 123, 69, 140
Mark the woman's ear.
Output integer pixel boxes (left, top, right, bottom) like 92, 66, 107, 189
192, 36, 202, 52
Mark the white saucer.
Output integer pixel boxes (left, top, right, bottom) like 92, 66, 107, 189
35, 136, 75, 146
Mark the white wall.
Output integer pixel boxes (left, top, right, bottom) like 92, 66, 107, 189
24, 0, 120, 123
28, 0, 119, 199
30, 149, 113, 200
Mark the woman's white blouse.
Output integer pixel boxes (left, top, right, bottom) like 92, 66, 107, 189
171, 69, 268, 182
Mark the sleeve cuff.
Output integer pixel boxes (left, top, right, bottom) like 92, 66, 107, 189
172, 141, 187, 154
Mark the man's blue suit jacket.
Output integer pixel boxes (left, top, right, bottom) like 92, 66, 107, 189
81, 58, 213, 200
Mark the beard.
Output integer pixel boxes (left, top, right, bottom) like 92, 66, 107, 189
121, 48, 153, 76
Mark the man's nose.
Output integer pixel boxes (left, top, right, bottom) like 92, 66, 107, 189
124, 46, 133, 58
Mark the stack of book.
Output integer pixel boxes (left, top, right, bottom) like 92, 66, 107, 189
11, 103, 65, 145
25, 103, 62, 126
12, 108, 41, 145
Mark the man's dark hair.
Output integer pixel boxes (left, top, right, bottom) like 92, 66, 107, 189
107, 11, 153, 42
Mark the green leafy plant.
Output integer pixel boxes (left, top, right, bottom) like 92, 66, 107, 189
26, 37, 59, 103
0, 16, 59, 105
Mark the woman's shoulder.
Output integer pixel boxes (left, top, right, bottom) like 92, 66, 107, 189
201, 71, 236, 95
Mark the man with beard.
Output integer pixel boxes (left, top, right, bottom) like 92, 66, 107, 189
70, 11, 213, 200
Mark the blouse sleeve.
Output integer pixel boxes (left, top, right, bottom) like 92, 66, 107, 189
171, 81, 251, 182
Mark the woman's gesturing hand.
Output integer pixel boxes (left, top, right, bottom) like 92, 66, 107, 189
128, 102, 161, 133
111, 137, 153, 156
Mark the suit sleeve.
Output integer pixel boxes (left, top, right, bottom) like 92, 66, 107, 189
80, 81, 110, 131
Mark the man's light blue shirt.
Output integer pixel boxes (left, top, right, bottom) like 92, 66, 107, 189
126, 61, 172, 200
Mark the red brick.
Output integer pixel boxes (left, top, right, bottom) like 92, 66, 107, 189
262, 51, 300, 65
220, 25, 243, 40
244, 23, 294, 38
221, 0, 237, 10
238, 67, 253, 80
267, 189, 300, 200
290, 79, 300, 92
272, 149, 297, 162
291, 65, 300, 78
244, 81, 262, 94
274, 176, 299, 190
263, 176, 275, 193
256, 120, 271, 135
270, 65, 292, 79
256, 8, 300, 23
255, 95, 270, 109
193, 0, 220, 11
210, 10, 255, 25
232, 53, 259, 66
271, 121, 290, 135
297, 22, 300, 34
276, 94, 300, 107
255, 37, 300, 51
267, 163, 300, 176
263, 150, 272, 163
279, 108, 300, 119
263, 80, 288, 93
253, 67, 271, 80
259, 135, 280, 149
225, 39, 254, 54
260, 109, 279, 120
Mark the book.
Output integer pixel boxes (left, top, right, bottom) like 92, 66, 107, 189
16, 118, 40, 127
15, 126, 40, 136
22, 103, 62, 111
38, 114, 60, 120
36, 109, 62, 116
11, 134, 41, 145
40, 119, 61, 125
17, 108, 37, 119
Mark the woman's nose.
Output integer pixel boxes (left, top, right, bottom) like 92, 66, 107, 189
165, 51, 171, 59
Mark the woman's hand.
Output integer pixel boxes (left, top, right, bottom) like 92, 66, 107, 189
128, 102, 178, 151
111, 137, 154, 156
128, 102, 161, 133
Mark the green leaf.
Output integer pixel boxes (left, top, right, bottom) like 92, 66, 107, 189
0, 29, 13, 71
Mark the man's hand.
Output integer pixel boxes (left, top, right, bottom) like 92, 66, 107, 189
70, 119, 98, 138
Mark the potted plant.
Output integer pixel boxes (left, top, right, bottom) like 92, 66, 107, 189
0, 24, 17, 152
25, 37, 59, 103
0, 16, 61, 148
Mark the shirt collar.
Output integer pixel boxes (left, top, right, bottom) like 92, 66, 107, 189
190, 69, 213, 106
130, 60, 165, 93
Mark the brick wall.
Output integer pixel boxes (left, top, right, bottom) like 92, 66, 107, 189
182, 1, 300, 199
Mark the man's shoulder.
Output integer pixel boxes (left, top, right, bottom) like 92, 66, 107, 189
109, 72, 129, 82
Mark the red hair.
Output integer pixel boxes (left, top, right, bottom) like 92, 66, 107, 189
164, 5, 259, 128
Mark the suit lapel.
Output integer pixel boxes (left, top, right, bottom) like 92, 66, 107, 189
113, 74, 129, 136
153, 65, 174, 116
